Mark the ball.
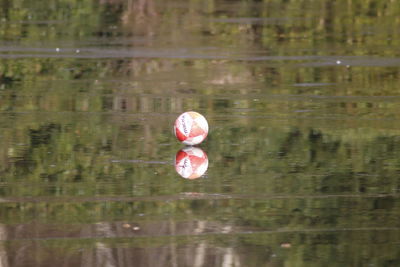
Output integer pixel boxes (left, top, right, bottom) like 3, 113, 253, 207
175, 147, 208, 179
174, 111, 208, 145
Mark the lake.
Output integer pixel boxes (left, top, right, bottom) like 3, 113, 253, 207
1, 0, 400, 266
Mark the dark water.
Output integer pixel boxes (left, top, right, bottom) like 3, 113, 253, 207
1, 0, 400, 266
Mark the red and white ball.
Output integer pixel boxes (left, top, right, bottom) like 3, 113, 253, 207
174, 111, 208, 145
175, 147, 208, 179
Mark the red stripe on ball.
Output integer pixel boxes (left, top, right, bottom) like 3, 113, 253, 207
175, 127, 187, 142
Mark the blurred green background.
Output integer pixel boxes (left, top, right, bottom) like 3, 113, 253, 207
1, 0, 400, 266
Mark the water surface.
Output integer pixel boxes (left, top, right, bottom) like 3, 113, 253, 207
1, 0, 400, 266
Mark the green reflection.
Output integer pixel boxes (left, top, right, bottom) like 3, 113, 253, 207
1, 0, 400, 266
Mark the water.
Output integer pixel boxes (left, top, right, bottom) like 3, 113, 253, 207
1, 0, 400, 266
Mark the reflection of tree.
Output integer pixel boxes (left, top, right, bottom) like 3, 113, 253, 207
122, 0, 157, 22
0, 219, 248, 266
80, 223, 117, 266
100, 0, 158, 36
0, 224, 8, 267
1, 0, 400, 266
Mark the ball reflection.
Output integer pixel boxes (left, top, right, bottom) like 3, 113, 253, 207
175, 147, 208, 179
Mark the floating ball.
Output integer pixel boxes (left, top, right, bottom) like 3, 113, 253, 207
175, 147, 208, 179
174, 111, 208, 145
